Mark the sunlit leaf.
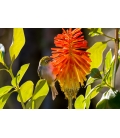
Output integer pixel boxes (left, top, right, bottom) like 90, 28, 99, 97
0, 92, 12, 109
11, 77, 17, 87
104, 49, 112, 73
104, 61, 114, 86
9, 28, 25, 62
85, 85, 91, 109
26, 79, 49, 109
74, 95, 85, 109
17, 81, 34, 103
17, 64, 30, 84
32, 79, 49, 100
0, 86, 13, 97
89, 28, 103, 37
11, 74, 20, 87
85, 84, 102, 100
85, 76, 97, 87
90, 68, 102, 79
87, 42, 107, 69
0, 51, 5, 65
90, 87, 102, 99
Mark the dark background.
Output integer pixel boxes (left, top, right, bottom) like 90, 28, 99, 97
0, 28, 95, 109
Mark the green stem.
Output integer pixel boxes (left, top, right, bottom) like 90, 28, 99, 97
9, 67, 25, 109
31, 100, 34, 109
68, 96, 73, 109
9, 69, 14, 79
105, 80, 114, 90
18, 89, 26, 109
3, 63, 9, 70
30, 97, 34, 109
111, 28, 119, 88
102, 33, 115, 40
1, 64, 14, 79
103, 39, 114, 43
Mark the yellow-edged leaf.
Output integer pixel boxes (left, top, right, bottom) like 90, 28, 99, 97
85, 85, 91, 109
0, 92, 12, 109
9, 28, 25, 62
17, 81, 34, 103
74, 95, 85, 109
0, 86, 13, 97
87, 42, 107, 69
32, 79, 49, 100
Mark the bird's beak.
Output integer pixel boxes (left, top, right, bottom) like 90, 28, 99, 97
49, 57, 53, 62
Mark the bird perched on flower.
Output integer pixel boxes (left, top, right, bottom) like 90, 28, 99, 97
37, 56, 58, 100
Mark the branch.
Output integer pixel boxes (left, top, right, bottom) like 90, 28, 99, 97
111, 28, 119, 87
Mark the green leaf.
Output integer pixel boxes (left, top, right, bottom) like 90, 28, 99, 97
17, 81, 34, 103
96, 89, 120, 109
87, 42, 107, 69
25, 99, 32, 109
90, 87, 99, 99
0, 92, 12, 109
96, 99, 109, 109
17, 64, 30, 84
88, 28, 103, 37
85, 84, 102, 100
9, 28, 25, 62
108, 92, 120, 108
33, 96, 46, 109
103, 61, 114, 86
32, 79, 49, 100
85, 85, 91, 109
0, 86, 13, 97
74, 95, 85, 109
11, 74, 20, 87
0, 51, 4, 64
85, 76, 97, 87
104, 49, 112, 73
26, 96, 46, 109
91, 87, 103, 99
11, 64, 30, 87
26, 79, 49, 109
90, 68, 102, 79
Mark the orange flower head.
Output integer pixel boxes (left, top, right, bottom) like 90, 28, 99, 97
51, 28, 91, 99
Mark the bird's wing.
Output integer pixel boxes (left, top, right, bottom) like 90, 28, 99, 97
37, 65, 42, 79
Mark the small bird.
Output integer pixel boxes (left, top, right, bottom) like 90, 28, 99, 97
37, 56, 58, 100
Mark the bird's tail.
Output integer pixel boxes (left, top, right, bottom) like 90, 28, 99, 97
50, 84, 58, 100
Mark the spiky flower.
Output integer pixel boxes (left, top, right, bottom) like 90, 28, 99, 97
51, 28, 91, 99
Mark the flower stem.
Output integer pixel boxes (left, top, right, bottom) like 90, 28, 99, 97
68, 96, 73, 109
111, 28, 119, 88
18, 89, 26, 109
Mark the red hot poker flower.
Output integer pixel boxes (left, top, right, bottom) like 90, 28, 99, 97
51, 28, 91, 99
